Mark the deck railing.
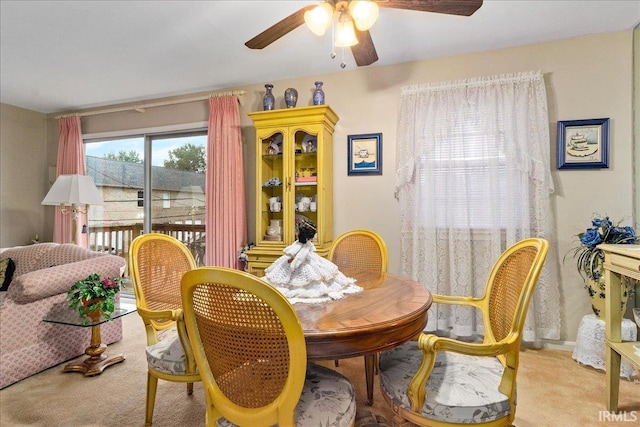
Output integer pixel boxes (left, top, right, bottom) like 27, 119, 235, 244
87, 223, 206, 266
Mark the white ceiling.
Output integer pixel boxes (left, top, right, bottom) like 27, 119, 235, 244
1, 0, 638, 114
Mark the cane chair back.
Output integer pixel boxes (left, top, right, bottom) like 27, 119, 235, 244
181, 267, 357, 427
328, 229, 388, 273
328, 229, 389, 401
378, 238, 549, 427
128, 233, 200, 426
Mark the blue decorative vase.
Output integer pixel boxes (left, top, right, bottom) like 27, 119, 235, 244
263, 84, 275, 111
312, 81, 325, 105
284, 88, 298, 108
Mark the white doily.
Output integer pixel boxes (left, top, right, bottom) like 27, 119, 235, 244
572, 314, 638, 380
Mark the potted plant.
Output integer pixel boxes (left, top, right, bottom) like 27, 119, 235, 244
67, 273, 124, 320
565, 216, 637, 317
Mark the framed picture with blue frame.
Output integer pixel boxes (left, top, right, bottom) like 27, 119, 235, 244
557, 118, 609, 169
347, 133, 382, 176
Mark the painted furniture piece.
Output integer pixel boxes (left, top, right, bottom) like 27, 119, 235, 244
181, 267, 357, 427
378, 238, 548, 427
43, 302, 136, 376
128, 233, 200, 427
246, 105, 339, 275
294, 268, 432, 406
0, 243, 125, 389
599, 244, 640, 412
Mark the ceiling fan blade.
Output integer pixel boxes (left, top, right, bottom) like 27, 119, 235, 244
245, 5, 316, 49
351, 29, 378, 67
378, 0, 483, 16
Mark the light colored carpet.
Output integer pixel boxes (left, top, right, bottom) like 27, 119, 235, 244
1, 313, 638, 426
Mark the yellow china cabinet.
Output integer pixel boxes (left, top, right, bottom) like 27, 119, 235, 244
246, 105, 339, 275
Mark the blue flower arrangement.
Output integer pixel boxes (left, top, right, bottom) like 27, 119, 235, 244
566, 216, 637, 289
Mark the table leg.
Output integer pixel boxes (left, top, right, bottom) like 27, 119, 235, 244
364, 353, 376, 406
64, 324, 125, 376
605, 345, 621, 412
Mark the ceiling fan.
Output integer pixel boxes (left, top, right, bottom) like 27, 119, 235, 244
245, 0, 484, 67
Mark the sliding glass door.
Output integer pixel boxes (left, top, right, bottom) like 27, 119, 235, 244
84, 131, 207, 265
149, 133, 207, 264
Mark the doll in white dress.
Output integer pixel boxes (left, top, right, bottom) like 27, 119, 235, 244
262, 217, 362, 304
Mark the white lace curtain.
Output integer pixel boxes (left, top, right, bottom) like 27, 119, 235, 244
394, 71, 560, 342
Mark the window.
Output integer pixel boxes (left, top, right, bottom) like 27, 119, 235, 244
84, 130, 207, 264
418, 124, 519, 229
395, 71, 559, 341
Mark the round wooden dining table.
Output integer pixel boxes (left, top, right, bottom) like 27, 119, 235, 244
293, 268, 432, 405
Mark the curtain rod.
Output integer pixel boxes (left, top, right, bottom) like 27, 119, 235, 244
54, 90, 246, 119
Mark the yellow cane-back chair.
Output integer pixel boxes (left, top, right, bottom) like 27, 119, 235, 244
181, 267, 357, 427
328, 229, 389, 274
128, 233, 200, 426
378, 238, 549, 427
328, 229, 389, 387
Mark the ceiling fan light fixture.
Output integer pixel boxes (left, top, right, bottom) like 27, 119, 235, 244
335, 11, 358, 47
304, 2, 334, 36
349, 0, 379, 31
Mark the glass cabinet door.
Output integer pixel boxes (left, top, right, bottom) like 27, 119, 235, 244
259, 131, 284, 244
292, 129, 319, 242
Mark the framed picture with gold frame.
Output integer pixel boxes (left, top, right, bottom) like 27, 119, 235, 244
347, 133, 382, 176
557, 118, 609, 169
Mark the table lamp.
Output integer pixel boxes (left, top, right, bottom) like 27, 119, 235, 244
41, 174, 103, 244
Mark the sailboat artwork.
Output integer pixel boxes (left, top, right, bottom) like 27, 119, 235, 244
347, 133, 383, 176
354, 146, 376, 169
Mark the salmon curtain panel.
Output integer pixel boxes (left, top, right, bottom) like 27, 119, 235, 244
205, 96, 247, 268
53, 116, 88, 247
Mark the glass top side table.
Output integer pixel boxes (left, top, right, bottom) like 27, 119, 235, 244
43, 302, 137, 376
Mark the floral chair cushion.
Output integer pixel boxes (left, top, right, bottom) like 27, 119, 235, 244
216, 364, 357, 427
146, 327, 190, 375
378, 341, 510, 424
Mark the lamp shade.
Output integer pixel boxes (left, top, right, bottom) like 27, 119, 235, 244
304, 2, 333, 36
349, 0, 379, 31
335, 11, 358, 47
42, 174, 104, 206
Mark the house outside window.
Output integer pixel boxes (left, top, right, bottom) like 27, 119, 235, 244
84, 131, 207, 265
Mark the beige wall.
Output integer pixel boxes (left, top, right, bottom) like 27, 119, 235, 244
1, 30, 635, 343
0, 104, 48, 247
